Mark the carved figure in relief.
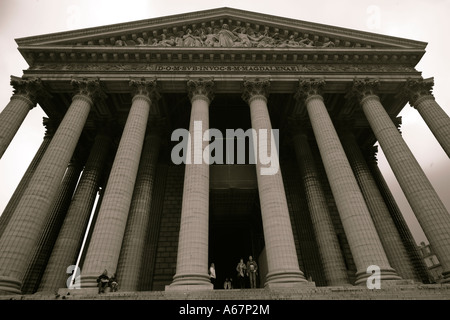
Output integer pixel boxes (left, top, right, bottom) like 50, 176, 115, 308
298, 36, 314, 47
202, 27, 219, 47
103, 22, 342, 48
279, 35, 300, 48
217, 24, 239, 47
182, 28, 203, 47
232, 27, 251, 47
321, 40, 335, 47
158, 33, 175, 47
175, 31, 184, 46
232, 27, 263, 47
182, 28, 196, 46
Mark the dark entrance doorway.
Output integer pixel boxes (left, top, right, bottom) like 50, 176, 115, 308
209, 187, 264, 289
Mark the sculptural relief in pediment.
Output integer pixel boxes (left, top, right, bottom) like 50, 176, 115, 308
112, 22, 336, 49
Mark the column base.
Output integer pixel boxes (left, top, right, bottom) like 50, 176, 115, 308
165, 273, 213, 291
440, 270, 450, 284
0, 276, 22, 295
264, 270, 310, 289
79, 274, 103, 290
354, 267, 402, 286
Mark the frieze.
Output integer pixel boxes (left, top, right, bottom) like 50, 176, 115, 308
29, 63, 416, 73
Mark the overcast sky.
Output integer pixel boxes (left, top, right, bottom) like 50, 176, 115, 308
0, 0, 449, 245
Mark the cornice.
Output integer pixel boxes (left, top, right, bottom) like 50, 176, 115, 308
20, 46, 424, 66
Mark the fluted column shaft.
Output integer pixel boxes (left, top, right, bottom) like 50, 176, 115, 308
368, 157, 431, 283
0, 78, 44, 158
356, 82, 450, 282
38, 132, 111, 292
81, 80, 157, 288
0, 79, 98, 294
292, 131, 349, 286
404, 78, 450, 157
243, 79, 306, 288
297, 80, 399, 285
116, 126, 162, 291
169, 79, 213, 290
22, 158, 83, 294
0, 118, 55, 238
341, 129, 418, 281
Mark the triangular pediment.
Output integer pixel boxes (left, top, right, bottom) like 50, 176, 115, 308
16, 7, 426, 49
16, 7, 427, 69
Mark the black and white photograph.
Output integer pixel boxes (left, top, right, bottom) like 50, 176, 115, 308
0, 0, 449, 316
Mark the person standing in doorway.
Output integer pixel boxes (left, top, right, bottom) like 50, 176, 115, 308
246, 256, 258, 288
236, 258, 247, 289
209, 263, 216, 289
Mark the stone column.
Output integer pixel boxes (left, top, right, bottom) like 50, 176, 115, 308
116, 118, 163, 291
340, 124, 418, 281
242, 79, 307, 288
0, 78, 47, 158
367, 149, 431, 283
37, 130, 111, 292
290, 122, 349, 286
403, 78, 450, 157
0, 117, 56, 238
353, 78, 450, 283
0, 79, 102, 294
22, 157, 83, 294
296, 79, 400, 285
168, 79, 213, 290
80, 79, 158, 289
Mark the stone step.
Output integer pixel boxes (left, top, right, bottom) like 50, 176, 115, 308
1, 283, 450, 300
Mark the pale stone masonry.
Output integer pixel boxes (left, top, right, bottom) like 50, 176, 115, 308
292, 129, 350, 286
354, 78, 450, 283
81, 80, 158, 289
403, 78, 450, 158
1, 8, 450, 295
340, 127, 419, 281
38, 131, 111, 292
0, 79, 100, 294
22, 158, 83, 293
0, 78, 42, 158
297, 79, 400, 285
168, 79, 214, 290
0, 117, 55, 238
243, 79, 307, 288
116, 123, 162, 291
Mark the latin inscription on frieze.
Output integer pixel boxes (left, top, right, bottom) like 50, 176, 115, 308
30, 63, 416, 73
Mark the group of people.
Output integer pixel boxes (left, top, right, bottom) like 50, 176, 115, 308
209, 255, 259, 290
96, 269, 119, 294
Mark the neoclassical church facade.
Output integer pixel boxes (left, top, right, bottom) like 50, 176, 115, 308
0, 7, 449, 295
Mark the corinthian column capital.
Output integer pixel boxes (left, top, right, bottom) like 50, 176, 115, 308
242, 78, 270, 104
351, 78, 380, 104
295, 78, 326, 103
10, 77, 49, 109
129, 78, 160, 103
71, 78, 106, 105
187, 78, 214, 104
402, 77, 435, 108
